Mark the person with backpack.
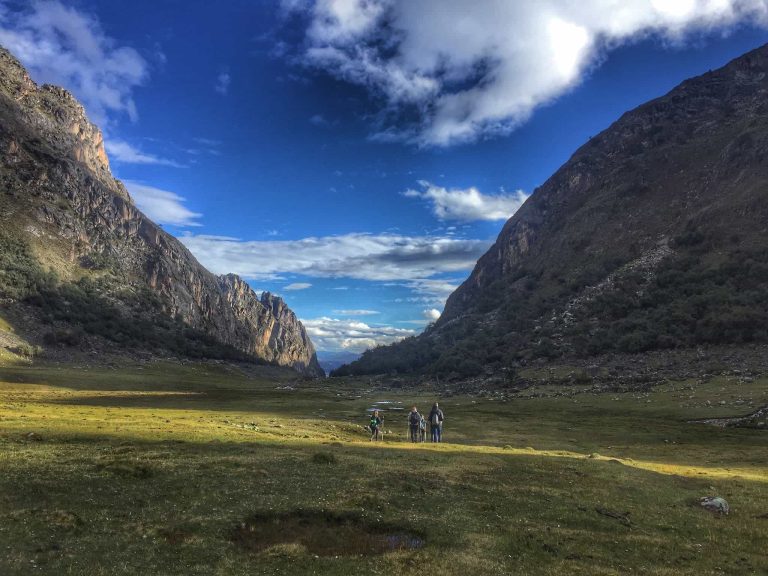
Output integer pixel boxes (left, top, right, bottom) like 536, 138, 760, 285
408, 406, 422, 443
418, 412, 427, 442
369, 409, 383, 442
428, 402, 444, 443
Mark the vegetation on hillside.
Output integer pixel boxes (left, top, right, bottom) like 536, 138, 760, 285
0, 232, 259, 362
334, 238, 768, 378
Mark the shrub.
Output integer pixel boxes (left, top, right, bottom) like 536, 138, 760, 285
11, 343, 42, 358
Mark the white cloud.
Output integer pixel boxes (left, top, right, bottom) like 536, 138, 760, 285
333, 309, 379, 315
0, 0, 148, 126
404, 181, 529, 221
404, 278, 460, 303
105, 139, 183, 167
286, 0, 768, 146
179, 232, 491, 283
123, 181, 202, 227
423, 308, 441, 321
284, 282, 312, 290
398, 308, 441, 326
302, 316, 415, 352
215, 72, 231, 95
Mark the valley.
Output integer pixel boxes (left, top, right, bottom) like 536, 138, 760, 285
1, 360, 766, 575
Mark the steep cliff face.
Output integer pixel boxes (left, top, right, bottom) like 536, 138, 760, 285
0, 48, 322, 376
337, 43, 768, 377
218, 275, 323, 375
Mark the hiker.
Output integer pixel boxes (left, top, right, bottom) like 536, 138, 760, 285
369, 409, 383, 441
428, 402, 444, 443
408, 406, 422, 443
418, 412, 427, 442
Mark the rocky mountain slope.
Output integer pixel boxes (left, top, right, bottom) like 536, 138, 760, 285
337, 43, 768, 378
0, 47, 322, 376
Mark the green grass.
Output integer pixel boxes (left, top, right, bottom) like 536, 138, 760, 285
0, 362, 766, 575
0, 312, 13, 333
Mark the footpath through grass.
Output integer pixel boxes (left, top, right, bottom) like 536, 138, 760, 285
0, 362, 766, 575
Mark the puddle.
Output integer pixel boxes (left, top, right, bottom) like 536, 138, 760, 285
367, 401, 405, 412
232, 510, 424, 556
688, 405, 768, 428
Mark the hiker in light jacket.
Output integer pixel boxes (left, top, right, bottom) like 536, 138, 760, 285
428, 402, 444, 443
408, 406, 422, 443
369, 409, 383, 442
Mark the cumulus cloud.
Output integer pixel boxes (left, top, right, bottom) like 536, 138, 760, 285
123, 181, 202, 227
286, 0, 768, 145
399, 307, 441, 326
284, 282, 312, 290
179, 233, 491, 286
302, 316, 415, 352
0, 0, 148, 126
423, 308, 441, 321
404, 180, 529, 221
105, 140, 183, 167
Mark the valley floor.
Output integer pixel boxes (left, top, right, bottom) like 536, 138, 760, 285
0, 361, 766, 575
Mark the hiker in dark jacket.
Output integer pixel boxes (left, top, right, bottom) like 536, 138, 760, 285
369, 409, 383, 442
428, 402, 444, 443
408, 406, 422, 443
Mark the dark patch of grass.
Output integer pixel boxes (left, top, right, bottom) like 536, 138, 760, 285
96, 459, 154, 479
158, 525, 195, 545
310, 452, 337, 465
231, 510, 424, 556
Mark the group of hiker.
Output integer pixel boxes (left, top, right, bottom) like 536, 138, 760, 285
368, 403, 444, 443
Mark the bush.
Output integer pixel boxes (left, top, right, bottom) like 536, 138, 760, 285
11, 343, 42, 358
0, 232, 57, 300
79, 251, 115, 271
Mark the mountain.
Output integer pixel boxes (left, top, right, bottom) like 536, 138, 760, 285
336, 43, 768, 378
316, 350, 362, 375
0, 47, 323, 377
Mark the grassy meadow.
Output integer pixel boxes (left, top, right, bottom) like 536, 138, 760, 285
0, 360, 767, 575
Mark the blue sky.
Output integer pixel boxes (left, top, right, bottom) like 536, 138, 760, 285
1, 0, 768, 355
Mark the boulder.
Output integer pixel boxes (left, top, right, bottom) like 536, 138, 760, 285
700, 496, 729, 515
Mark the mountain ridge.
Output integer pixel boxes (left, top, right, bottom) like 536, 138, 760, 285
336, 42, 768, 379
0, 47, 323, 376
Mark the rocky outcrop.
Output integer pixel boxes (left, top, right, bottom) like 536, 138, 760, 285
218, 275, 323, 375
0, 49, 113, 187
0, 47, 322, 376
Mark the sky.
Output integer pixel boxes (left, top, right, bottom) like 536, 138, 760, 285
1, 0, 768, 357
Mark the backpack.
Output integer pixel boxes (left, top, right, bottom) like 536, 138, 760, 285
409, 412, 420, 425
431, 412, 440, 426
419, 416, 426, 430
